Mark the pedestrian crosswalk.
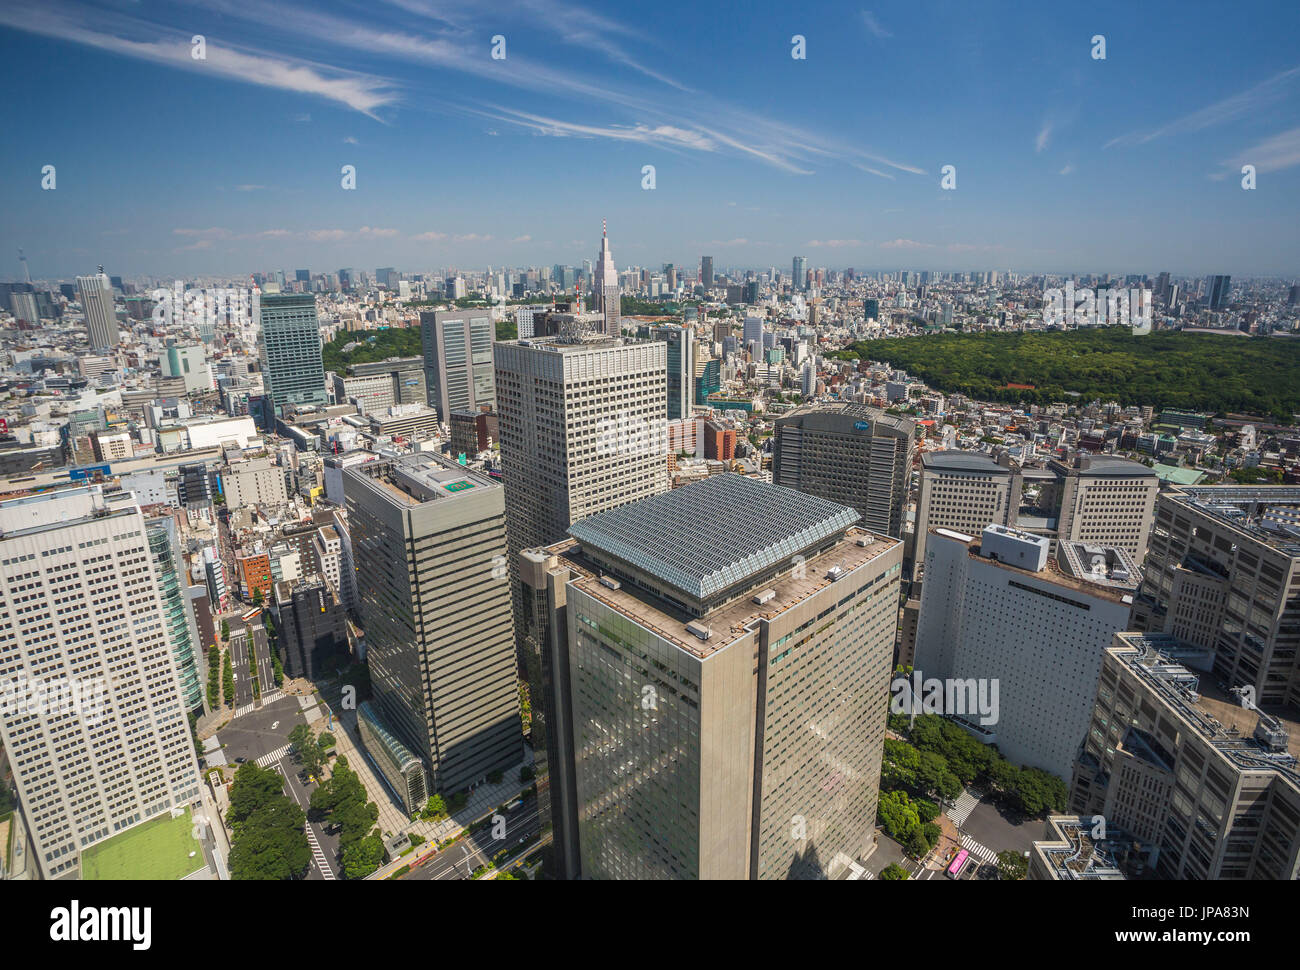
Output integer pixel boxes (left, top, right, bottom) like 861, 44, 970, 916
255, 743, 291, 768
260, 689, 284, 706
960, 833, 998, 865
946, 787, 983, 826
234, 702, 257, 718
306, 822, 335, 880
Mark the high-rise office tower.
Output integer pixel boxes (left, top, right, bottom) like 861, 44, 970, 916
494, 333, 668, 574
345, 453, 523, 795
1051, 454, 1159, 563
792, 256, 807, 292
0, 486, 202, 879
772, 402, 916, 540
257, 291, 328, 416
1129, 485, 1300, 708
76, 267, 119, 349
1205, 274, 1232, 310
1288, 284, 1300, 307
295, 269, 311, 283
524, 475, 902, 879
914, 451, 1020, 567
1070, 632, 1300, 879
649, 323, 695, 420
915, 451, 1157, 570
700, 255, 714, 289
147, 515, 204, 712
742, 314, 764, 356
914, 525, 1137, 779
594, 222, 621, 337
419, 309, 496, 420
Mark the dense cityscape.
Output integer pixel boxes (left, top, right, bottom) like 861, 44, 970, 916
1, 0, 1297, 951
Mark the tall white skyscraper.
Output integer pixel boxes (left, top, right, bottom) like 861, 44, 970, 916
913, 525, 1136, 779
76, 267, 119, 349
594, 221, 621, 337
0, 486, 202, 879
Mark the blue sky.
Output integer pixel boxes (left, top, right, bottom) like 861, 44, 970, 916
2, 0, 1299, 279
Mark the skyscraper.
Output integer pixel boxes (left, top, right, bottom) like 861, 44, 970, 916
493, 333, 669, 575
1205, 274, 1232, 310
257, 291, 328, 415
147, 515, 204, 712
1128, 484, 1300, 709
76, 267, 119, 349
419, 309, 496, 419
772, 402, 916, 540
525, 475, 902, 879
345, 453, 523, 795
594, 221, 621, 337
1070, 632, 1300, 879
792, 256, 807, 292
700, 255, 714, 289
914, 525, 1137, 779
649, 323, 695, 420
0, 485, 202, 879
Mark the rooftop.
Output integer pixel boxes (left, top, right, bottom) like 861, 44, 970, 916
921, 449, 1008, 472
566, 474, 859, 603
1112, 633, 1300, 782
551, 524, 898, 659
349, 451, 498, 508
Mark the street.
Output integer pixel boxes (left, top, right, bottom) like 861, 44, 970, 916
402, 795, 541, 880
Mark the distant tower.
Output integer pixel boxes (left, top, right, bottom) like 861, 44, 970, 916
76, 266, 120, 349
594, 220, 621, 337
18, 248, 31, 284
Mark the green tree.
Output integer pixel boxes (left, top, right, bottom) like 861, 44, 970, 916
997, 849, 1028, 881
288, 724, 323, 779
225, 762, 287, 833
221, 652, 234, 707
252, 587, 264, 607
221, 619, 230, 642
342, 833, 385, 879
879, 863, 909, 881
420, 795, 448, 821
229, 799, 311, 880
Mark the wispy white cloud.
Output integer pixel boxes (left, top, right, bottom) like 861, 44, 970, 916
1106, 66, 1300, 148
0, 2, 398, 119
1058, 164, 1074, 175
879, 238, 935, 250
511, 235, 532, 243
807, 239, 864, 248
1220, 126, 1300, 175
1036, 121, 1053, 153
859, 11, 892, 39
412, 231, 448, 241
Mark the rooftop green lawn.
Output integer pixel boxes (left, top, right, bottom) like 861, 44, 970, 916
81, 807, 205, 880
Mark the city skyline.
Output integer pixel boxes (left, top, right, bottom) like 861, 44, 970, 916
0, 1, 1298, 278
